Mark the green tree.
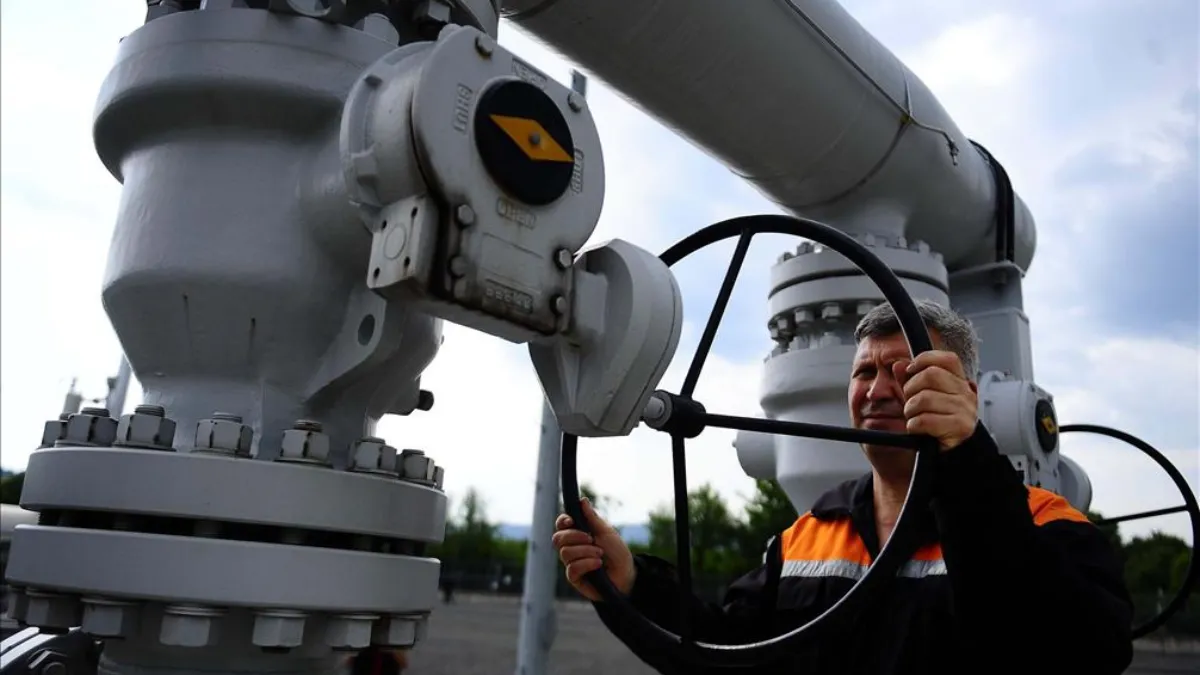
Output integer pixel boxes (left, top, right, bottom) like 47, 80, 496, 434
454, 487, 499, 560
1123, 532, 1190, 596
556, 481, 618, 520
1169, 548, 1189, 593
0, 472, 23, 505
647, 484, 741, 577
735, 479, 799, 566
1085, 510, 1123, 555
433, 487, 500, 565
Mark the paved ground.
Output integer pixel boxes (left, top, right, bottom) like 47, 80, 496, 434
404, 593, 1200, 675
4, 594, 1197, 673
405, 593, 657, 675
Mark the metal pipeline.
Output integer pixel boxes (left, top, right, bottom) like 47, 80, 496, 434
501, 0, 1036, 271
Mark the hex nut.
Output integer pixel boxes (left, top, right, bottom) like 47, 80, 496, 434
354, 12, 398, 44
454, 204, 475, 226
325, 614, 377, 650
39, 417, 69, 449
279, 428, 331, 466
372, 614, 425, 648
349, 437, 398, 475
81, 597, 140, 638
433, 465, 446, 490
58, 411, 118, 447
115, 412, 177, 450
415, 0, 451, 24
194, 417, 253, 456
252, 610, 306, 648
399, 450, 436, 484
6, 586, 29, 623
23, 591, 81, 630
160, 605, 223, 647
473, 34, 493, 57
146, 1, 186, 22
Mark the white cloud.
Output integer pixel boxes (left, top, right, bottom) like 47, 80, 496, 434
905, 13, 1047, 92
1038, 334, 1200, 542
1, 2, 1195, 554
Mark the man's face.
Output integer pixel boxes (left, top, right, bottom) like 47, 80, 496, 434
848, 330, 943, 440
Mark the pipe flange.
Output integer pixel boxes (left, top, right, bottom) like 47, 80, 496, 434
6, 528, 440, 615
19, 448, 447, 542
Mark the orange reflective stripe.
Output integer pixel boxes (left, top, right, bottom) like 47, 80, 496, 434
911, 541, 943, 562
780, 515, 944, 563
774, 486, 1086, 582
1027, 486, 1091, 526
780, 513, 869, 564
779, 514, 947, 580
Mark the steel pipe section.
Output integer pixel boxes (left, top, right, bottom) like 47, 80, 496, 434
502, 0, 1036, 272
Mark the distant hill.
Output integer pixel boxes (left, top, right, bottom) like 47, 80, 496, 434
497, 523, 649, 545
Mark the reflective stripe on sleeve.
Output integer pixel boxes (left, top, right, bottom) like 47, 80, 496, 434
781, 557, 947, 580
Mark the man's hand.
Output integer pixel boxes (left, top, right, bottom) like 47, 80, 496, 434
552, 498, 635, 601
892, 350, 978, 451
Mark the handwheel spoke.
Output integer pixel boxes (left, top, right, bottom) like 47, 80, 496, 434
671, 434, 695, 641
1094, 505, 1189, 527
681, 227, 754, 397
1060, 424, 1198, 639
702, 412, 922, 449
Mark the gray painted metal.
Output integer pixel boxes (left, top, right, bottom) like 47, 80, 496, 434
6, 527, 440, 613
0, 1, 1114, 673
501, 0, 1037, 272
515, 398, 563, 675
94, 7, 439, 460
105, 358, 133, 419
503, 0, 1071, 511
7, 5, 455, 671
18, 448, 448, 542
7, 0, 669, 671
515, 67, 589, 675
370, 26, 605, 341
60, 381, 83, 417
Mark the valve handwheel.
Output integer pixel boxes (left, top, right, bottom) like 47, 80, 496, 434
560, 214, 942, 668
1059, 424, 1200, 639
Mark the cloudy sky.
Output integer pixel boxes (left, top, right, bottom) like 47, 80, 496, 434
1, 0, 1196, 544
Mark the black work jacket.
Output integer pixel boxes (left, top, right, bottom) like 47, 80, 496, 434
594, 423, 1134, 675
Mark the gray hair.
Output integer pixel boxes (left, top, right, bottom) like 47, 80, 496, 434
852, 300, 981, 381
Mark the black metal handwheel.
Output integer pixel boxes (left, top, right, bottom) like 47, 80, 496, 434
1061, 424, 1200, 639
560, 214, 941, 668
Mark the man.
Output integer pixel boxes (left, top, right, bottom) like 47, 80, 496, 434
553, 300, 1133, 674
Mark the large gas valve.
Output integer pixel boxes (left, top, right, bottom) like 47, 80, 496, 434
344, 25, 682, 437
976, 371, 1073, 500
344, 25, 603, 343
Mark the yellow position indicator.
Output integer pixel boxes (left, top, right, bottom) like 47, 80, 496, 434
489, 114, 574, 163
1040, 415, 1058, 436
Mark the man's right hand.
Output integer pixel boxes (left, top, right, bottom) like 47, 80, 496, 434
552, 498, 635, 602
